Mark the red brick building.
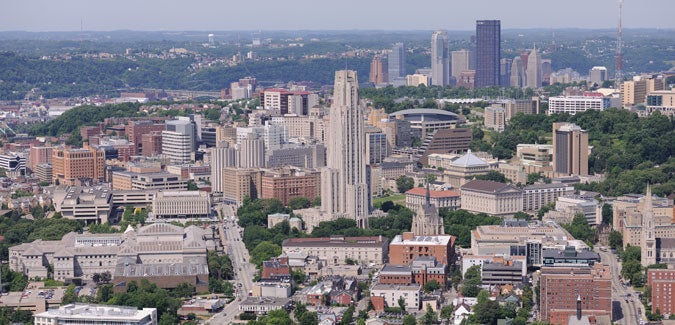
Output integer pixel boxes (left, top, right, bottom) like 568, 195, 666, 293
127, 120, 165, 155
260, 168, 321, 206
262, 257, 291, 280
647, 269, 675, 315
330, 290, 355, 306
80, 125, 101, 142
141, 131, 163, 156
540, 264, 612, 324
379, 265, 412, 285
388, 232, 455, 267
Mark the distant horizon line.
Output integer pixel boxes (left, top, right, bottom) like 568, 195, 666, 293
1, 27, 674, 33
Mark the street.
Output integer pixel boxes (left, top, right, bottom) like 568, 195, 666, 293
595, 247, 644, 325
208, 205, 256, 324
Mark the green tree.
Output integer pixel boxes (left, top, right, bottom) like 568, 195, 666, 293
440, 304, 454, 322
422, 304, 437, 325
298, 311, 318, 325
288, 197, 311, 210
513, 212, 530, 220
621, 260, 642, 280
609, 230, 623, 250
601, 203, 613, 225
473, 299, 500, 325
171, 282, 195, 298
97, 284, 114, 303
526, 173, 542, 185
396, 176, 415, 193
477, 290, 490, 304
622, 245, 641, 262
562, 214, 596, 245
498, 302, 518, 319
398, 296, 406, 311
424, 279, 440, 293
62, 284, 78, 305
341, 305, 355, 325
402, 314, 417, 325
187, 180, 199, 191
250, 241, 282, 266
473, 171, 508, 183
464, 265, 481, 282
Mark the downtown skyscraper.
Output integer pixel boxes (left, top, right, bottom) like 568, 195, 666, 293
475, 20, 501, 87
388, 42, 406, 85
321, 70, 370, 228
431, 30, 449, 86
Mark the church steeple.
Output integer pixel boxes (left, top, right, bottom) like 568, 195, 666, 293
425, 177, 431, 209
641, 183, 656, 266
411, 174, 445, 236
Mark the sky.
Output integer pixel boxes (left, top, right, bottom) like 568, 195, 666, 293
3, 0, 674, 32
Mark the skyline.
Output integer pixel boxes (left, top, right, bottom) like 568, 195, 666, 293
3, 0, 675, 32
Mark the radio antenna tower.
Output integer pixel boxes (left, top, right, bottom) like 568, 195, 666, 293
615, 0, 624, 84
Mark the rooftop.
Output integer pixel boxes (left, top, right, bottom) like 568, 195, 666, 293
390, 234, 453, 246
451, 150, 488, 168
36, 303, 155, 321
405, 187, 459, 198
461, 180, 521, 193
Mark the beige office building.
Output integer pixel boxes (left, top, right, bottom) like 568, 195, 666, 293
451, 49, 472, 81
152, 191, 211, 219
406, 74, 430, 87
52, 145, 105, 186
484, 105, 506, 131
460, 180, 523, 217
282, 236, 389, 266
222, 167, 263, 205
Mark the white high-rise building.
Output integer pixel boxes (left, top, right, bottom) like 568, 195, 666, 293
525, 46, 542, 88
238, 132, 265, 168
161, 117, 195, 164
210, 142, 237, 193
321, 70, 370, 228
431, 30, 450, 86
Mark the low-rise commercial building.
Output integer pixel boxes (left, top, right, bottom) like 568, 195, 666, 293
152, 191, 211, 219
282, 236, 389, 267
34, 303, 157, 325
238, 297, 292, 315
542, 246, 600, 267
53, 186, 113, 224
481, 260, 525, 285
370, 284, 421, 312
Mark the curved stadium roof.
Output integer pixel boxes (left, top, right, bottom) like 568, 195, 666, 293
389, 108, 460, 122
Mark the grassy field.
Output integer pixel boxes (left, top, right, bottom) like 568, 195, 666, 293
373, 193, 406, 208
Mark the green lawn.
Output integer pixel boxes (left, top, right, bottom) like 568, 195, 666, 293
373, 194, 406, 208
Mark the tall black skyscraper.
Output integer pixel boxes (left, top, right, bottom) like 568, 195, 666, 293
475, 20, 501, 88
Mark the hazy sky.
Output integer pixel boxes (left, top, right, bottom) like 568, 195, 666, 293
3, 0, 674, 32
